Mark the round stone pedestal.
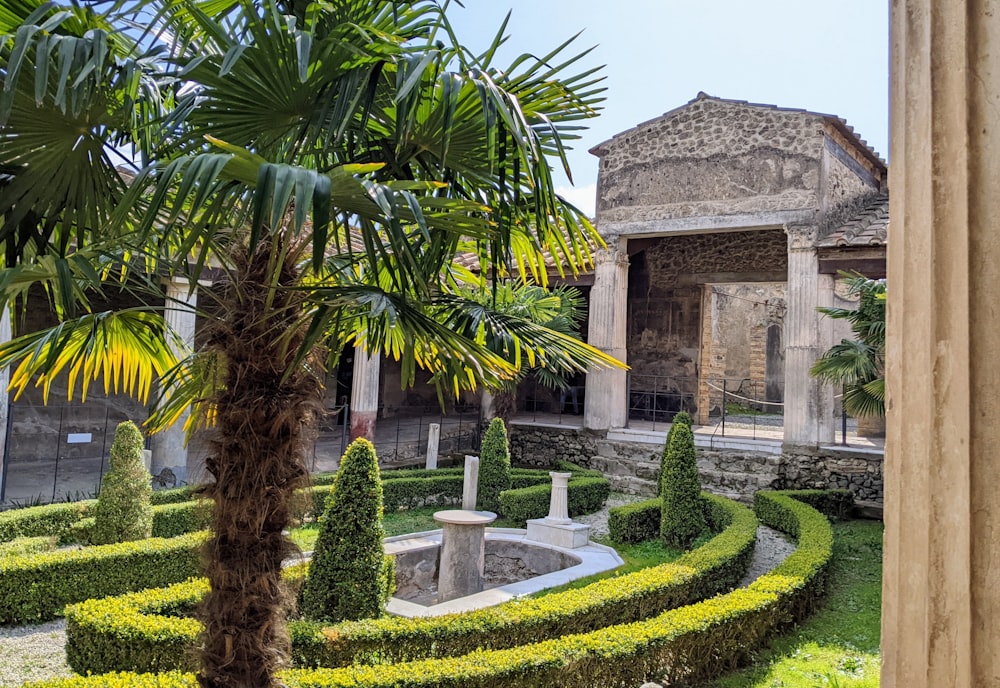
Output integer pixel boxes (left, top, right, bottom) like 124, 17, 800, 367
433, 509, 496, 603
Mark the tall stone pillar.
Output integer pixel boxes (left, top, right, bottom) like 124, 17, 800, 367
696, 286, 726, 425
349, 346, 380, 442
583, 243, 629, 431
782, 227, 834, 447
150, 279, 198, 484
882, 3, 1000, 686
0, 307, 10, 497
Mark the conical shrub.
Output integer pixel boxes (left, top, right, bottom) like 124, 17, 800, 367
659, 420, 706, 548
659, 410, 692, 494
91, 421, 153, 545
477, 417, 512, 513
300, 438, 393, 623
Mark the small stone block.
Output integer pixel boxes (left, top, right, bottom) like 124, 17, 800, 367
525, 519, 591, 549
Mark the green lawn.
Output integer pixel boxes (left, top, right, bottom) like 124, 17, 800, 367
710, 519, 883, 688
532, 537, 684, 596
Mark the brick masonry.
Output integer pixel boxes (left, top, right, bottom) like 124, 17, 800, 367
509, 424, 883, 505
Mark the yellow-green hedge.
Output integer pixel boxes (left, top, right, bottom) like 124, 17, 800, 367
37, 491, 836, 688
0, 531, 206, 624
65, 493, 754, 675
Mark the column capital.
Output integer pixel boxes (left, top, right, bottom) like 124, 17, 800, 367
784, 224, 818, 250
593, 247, 629, 268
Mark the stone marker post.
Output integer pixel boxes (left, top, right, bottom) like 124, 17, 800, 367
462, 455, 480, 510
425, 423, 440, 469
545, 472, 573, 524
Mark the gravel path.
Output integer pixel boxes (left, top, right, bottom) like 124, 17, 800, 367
0, 497, 795, 687
0, 619, 72, 687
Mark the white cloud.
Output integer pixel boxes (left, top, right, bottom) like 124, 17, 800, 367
555, 183, 596, 219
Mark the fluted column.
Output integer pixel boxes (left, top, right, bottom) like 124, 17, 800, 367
782, 226, 833, 447
882, 2, 1000, 686
583, 243, 629, 431
349, 346, 380, 441
150, 279, 198, 484
0, 307, 10, 498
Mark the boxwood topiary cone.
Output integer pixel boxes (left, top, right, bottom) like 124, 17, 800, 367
659, 420, 706, 548
91, 421, 153, 545
659, 411, 692, 494
300, 438, 393, 623
477, 417, 512, 513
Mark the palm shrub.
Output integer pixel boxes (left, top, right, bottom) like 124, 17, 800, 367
811, 274, 886, 417
659, 411, 692, 493
90, 421, 153, 545
299, 439, 393, 623
477, 418, 512, 513
659, 421, 706, 548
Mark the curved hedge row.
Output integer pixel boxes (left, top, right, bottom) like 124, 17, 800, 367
0, 464, 606, 627
38, 491, 837, 688
0, 532, 206, 624
65, 493, 756, 675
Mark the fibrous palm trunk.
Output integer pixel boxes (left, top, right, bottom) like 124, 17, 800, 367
197, 237, 321, 688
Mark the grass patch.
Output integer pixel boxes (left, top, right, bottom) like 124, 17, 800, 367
532, 537, 684, 597
709, 519, 883, 688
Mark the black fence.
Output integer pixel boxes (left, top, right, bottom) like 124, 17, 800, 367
0, 403, 135, 507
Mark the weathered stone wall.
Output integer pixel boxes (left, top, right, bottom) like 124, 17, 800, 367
509, 424, 883, 505
626, 230, 788, 402
596, 97, 826, 226
508, 424, 601, 468
712, 283, 786, 385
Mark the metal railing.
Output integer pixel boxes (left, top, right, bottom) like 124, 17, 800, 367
515, 377, 585, 425
0, 403, 134, 507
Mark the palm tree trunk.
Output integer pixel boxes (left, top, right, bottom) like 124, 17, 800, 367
197, 238, 321, 688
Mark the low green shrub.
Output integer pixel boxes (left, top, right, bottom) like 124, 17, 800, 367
477, 418, 513, 513
498, 476, 610, 525
151, 501, 212, 539
765, 489, 854, 520
0, 535, 56, 557
608, 498, 661, 543
0, 500, 93, 544
0, 531, 205, 624
65, 494, 755, 675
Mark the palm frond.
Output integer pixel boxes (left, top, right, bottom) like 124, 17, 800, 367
0, 309, 178, 403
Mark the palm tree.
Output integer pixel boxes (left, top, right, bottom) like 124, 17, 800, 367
811, 274, 886, 418
0, 2, 617, 686
454, 280, 590, 422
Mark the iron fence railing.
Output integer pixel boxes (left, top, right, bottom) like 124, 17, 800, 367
515, 377, 585, 425
0, 403, 135, 507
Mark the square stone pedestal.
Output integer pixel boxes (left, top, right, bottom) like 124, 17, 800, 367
525, 519, 591, 549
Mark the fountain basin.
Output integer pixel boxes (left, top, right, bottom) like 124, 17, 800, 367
384, 527, 624, 617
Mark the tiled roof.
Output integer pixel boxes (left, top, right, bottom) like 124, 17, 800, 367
818, 193, 889, 248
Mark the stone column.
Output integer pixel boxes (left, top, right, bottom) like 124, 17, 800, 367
545, 472, 572, 524
583, 243, 629, 431
696, 286, 726, 425
882, 3, 1000, 687
425, 423, 440, 469
150, 279, 198, 484
782, 226, 834, 447
349, 346, 380, 442
0, 307, 10, 498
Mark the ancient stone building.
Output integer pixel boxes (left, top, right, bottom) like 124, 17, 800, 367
583, 93, 888, 449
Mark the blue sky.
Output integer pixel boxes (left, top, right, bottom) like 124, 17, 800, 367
447, 1, 889, 216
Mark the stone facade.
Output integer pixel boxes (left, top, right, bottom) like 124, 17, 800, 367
509, 424, 883, 505
583, 94, 887, 448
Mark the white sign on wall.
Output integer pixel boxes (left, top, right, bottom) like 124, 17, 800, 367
66, 433, 93, 444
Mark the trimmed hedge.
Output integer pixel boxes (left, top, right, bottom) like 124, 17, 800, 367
36, 492, 837, 688
498, 476, 609, 525
477, 418, 512, 512
0, 500, 93, 544
0, 531, 206, 624
0, 535, 56, 557
65, 494, 755, 675
608, 498, 662, 544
